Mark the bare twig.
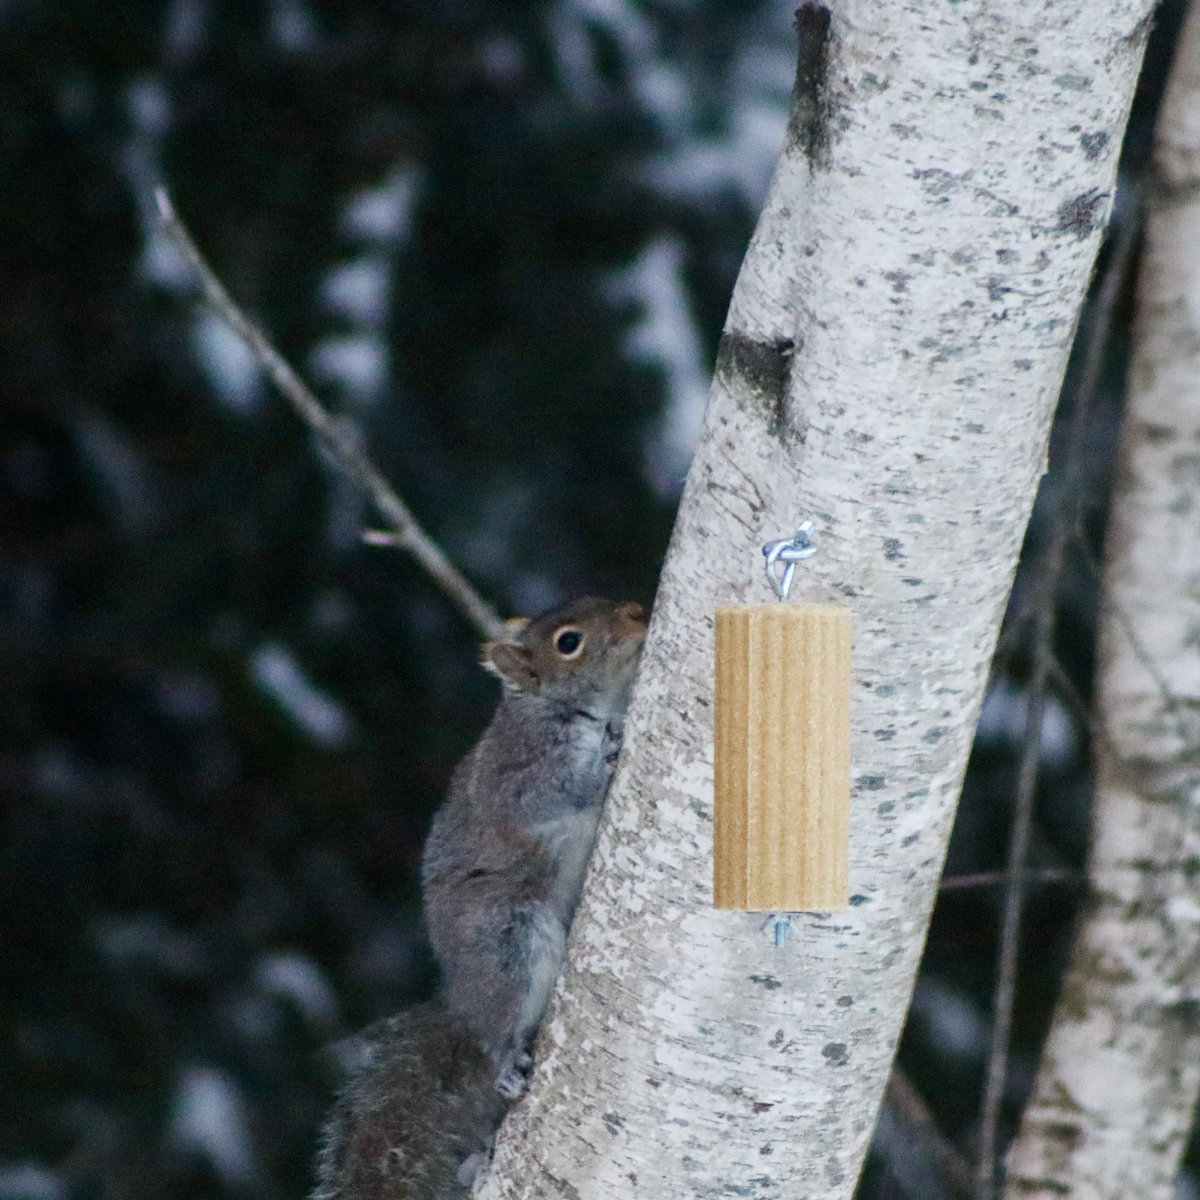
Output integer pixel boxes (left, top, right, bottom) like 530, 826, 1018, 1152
1076, 538, 1194, 753
154, 186, 505, 641
886, 1070, 976, 1200
974, 590, 1055, 1200
1044, 654, 1131, 771
974, 203, 1142, 1200
939, 868, 1079, 893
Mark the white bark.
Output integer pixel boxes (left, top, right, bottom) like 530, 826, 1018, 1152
1005, 7, 1200, 1197
477, 4, 1153, 1198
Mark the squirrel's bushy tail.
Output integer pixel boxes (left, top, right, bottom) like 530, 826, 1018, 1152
313, 1002, 508, 1200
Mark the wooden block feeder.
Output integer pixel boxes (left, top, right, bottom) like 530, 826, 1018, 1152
713, 527, 852, 912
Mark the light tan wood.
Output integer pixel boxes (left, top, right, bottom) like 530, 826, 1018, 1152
713, 604, 851, 911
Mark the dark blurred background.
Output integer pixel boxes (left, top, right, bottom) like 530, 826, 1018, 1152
0, 2, 1190, 1198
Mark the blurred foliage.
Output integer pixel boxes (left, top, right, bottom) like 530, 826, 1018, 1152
0, 2, 772, 1197
0, 1, 1193, 1199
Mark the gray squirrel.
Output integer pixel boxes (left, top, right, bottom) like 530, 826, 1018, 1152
312, 597, 647, 1199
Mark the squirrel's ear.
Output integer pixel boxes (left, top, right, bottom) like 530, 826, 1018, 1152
482, 641, 539, 691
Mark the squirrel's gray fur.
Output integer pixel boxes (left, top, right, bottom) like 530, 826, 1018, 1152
312, 598, 646, 1199
311, 1004, 506, 1200
423, 597, 646, 1098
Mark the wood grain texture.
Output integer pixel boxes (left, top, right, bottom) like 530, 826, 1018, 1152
714, 604, 851, 910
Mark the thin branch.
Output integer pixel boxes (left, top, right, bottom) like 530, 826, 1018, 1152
974, 201, 1142, 1200
939, 869, 1080, 893
1076, 539, 1194, 753
886, 1070, 976, 1200
974, 583, 1054, 1200
154, 186, 505, 641
1044, 654, 1129, 773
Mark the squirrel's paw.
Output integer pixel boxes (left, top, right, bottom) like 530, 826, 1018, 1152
494, 1066, 528, 1099
493, 1051, 533, 1099
457, 1151, 490, 1188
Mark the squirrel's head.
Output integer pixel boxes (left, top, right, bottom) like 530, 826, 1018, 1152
482, 597, 647, 714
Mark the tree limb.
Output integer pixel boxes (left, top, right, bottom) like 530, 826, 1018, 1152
1005, 5, 1200, 1194
886, 1070, 975, 1200
976, 185, 1142, 1200
154, 187, 505, 641
476, 5, 1155, 1198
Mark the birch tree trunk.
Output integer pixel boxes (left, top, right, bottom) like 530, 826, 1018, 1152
1005, 7, 1200, 1197
477, 4, 1153, 1197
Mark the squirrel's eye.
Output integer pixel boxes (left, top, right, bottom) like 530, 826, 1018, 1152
554, 629, 584, 657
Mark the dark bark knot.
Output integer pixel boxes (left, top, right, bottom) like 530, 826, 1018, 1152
822, 1041, 850, 1067
1079, 130, 1109, 160
1055, 189, 1107, 240
1040, 1121, 1084, 1150
715, 330, 798, 442
790, 4, 834, 169
749, 974, 783, 990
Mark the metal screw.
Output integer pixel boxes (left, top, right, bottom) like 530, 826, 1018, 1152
762, 522, 817, 600
761, 914, 792, 947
